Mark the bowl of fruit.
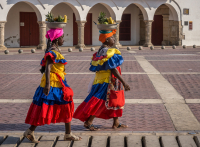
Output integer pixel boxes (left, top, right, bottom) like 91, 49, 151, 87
96, 12, 117, 31
46, 12, 68, 29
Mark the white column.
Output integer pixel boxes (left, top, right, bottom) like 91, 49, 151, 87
37, 21, 47, 50
114, 20, 122, 48
144, 20, 154, 47
0, 21, 7, 50
75, 20, 86, 49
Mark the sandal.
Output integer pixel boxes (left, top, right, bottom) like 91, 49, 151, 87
112, 123, 128, 129
64, 132, 82, 141
84, 124, 100, 131
23, 129, 40, 143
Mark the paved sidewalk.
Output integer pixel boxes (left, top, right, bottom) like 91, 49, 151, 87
0, 132, 200, 147
0, 47, 200, 134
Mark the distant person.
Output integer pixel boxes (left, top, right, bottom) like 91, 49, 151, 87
73, 29, 130, 131
24, 28, 81, 142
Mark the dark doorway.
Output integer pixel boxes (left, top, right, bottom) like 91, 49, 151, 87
152, 15, 163, 45
20, 12, 39, 46
119, 14, 131, 41
73, 13, 92, 46
84, 13, 92, 45
73, 13, 78, 45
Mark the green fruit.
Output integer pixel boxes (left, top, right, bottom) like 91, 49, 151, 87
98, 12, 107, 24
104, 22, 108, 24
46, 12, 54, 22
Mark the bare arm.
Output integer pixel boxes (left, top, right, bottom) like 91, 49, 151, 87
43, 56, 53, 96
110, 68, 130, 91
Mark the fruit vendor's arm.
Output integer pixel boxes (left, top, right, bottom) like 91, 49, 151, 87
43, 56, 53, 96
110, 68, 130, 91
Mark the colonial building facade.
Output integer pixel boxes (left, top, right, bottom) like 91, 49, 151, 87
0, 0, 199, 49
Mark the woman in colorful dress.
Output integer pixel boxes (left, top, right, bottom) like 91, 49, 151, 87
24, 28, 81, 142
73, 29, 130, 131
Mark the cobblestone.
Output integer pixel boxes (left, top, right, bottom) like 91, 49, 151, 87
0, 74, 42, 99
150, 61, 200, 72
0, 74, 159, 99
0, 103, 175, 131
145, 55, 200, 61
67, 74, 93, 99
0, 74, 22, 90
134, 48, 200, 56
122, 74, 161, 99
0, 54, 44, 60
188, 104, 200, 123
0, 61, 40, 73
163, 74, 200, 99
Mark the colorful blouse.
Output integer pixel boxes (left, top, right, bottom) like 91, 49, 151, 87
40, 50, 67, 88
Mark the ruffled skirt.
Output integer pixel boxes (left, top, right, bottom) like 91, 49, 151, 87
73, 82, 123, 122
25, 81, 74, 126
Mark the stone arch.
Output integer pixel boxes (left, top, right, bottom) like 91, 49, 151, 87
164, 3, 180, 21
151, 3, 181, 46
82, 3, 116, 46
121, 3, 149, 21
50, 2, 81, 21
6, 1, 42, 21
155, 3, 180, 21
4, 1, 43, 48
119, 4, 142, 45
50, 2, 82, 47
86, 3, 116, 21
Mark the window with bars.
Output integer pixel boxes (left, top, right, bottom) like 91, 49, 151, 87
119, 14, 131, 41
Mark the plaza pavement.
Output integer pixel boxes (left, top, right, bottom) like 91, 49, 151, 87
0, 46, 200, 146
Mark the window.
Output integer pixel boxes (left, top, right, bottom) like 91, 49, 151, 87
183, 9, 189, 15
119, 14, 131, 41
184, 21, 188, 26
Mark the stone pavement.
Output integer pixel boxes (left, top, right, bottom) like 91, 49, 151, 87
0, 46, 200, 146
1, 132, 200, 147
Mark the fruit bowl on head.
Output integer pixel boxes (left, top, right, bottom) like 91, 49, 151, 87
46, 22, 67, 29
97, 24, 117, 31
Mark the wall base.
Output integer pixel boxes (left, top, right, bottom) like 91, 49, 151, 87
139, 40, 145, 45
75, 44, 85, 49
37, 44, 47, 50
0, 45, 7, 50
143, 43, 153, 47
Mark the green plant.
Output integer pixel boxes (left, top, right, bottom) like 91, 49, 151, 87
57, 15, 64, 22
98, 12, 108, 24
45, 12, 54, 22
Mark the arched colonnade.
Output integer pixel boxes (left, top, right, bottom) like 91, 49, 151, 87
0, 0, 182, 50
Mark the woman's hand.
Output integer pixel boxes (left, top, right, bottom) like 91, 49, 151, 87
123, 82, 130, 91
43, 83, 50, 96
111, 68, 131, 91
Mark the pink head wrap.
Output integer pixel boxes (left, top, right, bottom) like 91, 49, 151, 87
45, 28, 64, 41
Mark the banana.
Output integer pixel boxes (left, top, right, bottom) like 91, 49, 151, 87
108, 17, 115, 24
107, 18, 110, 24
109, 17, 112, 24
64, 15, 67, 23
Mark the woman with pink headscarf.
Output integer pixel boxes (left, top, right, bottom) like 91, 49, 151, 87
23, 28, 81, 142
